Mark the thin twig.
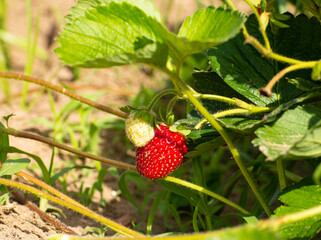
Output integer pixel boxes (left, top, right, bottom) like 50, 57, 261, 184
0, 72, 128, 119
1, 127, 136, 171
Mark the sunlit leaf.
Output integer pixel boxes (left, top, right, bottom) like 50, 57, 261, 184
253, 105, 321, 161
273, 178, 321, 239
0, 158, 30, 177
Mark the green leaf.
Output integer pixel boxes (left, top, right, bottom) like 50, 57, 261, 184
0, 146, 49, 183
288, 77, 321, 91
0, 122, 9, 163
208, 13, 321, 106
0, 158, 30, 177
118, 171, 141, 210
156, 178, 210, 216
147, 189, 166, 235
192, 70, 248, 113
284, 119, 321, 159
56, 3, 245, 68
175, 6, 246, 60
297, 0, 321, 20
56, 2, 169, 68
186, 91, 320, 158
253, 105, 321, 161
48, 225, 280, 240
202, 225, 279, 240
66, 0, 162, 23
273, 178, 321, 239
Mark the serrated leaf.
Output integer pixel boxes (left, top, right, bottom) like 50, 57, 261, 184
66, 0, 162, 23
208, 13, 321, 107
298, 0, 321, 20
186, 91, 319, 158
166, 6, 245, 64
253, 105, 321, 161
56, 3, 245, 68
273, 178, 321, 239
285, 120, 321, 159
0, 158, 30, 177
56, 2, 168, 68
178, 6, 245, 49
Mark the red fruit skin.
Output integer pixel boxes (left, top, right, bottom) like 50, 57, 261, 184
136, 125, 188, 180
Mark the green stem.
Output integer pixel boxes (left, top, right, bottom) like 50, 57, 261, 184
48, 203, 321, 240
180, 92, 274, 112
167, 72, 272, 216
276, 159, 287, 191
227, 0, 314, 66
20, 0, 32, 109
194, 108, 255, 130
265, 164, 302, 183
1, 125, 251, 215
15, 171, 86, 210
182, 93, 237, 105
164, 176, 250, 215
0, 178, 144, 237
1, 127, 136, 171
146, 89, 177, 111
260, 61, 316, 97
243, 0, 271, 51
166, 95, 179, 115
195, 105, 272, 129
0, 71, 128, 119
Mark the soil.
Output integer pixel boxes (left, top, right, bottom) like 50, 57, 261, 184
0, 1, 250, 239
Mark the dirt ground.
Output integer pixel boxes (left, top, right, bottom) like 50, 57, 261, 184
0, 0, 250, 239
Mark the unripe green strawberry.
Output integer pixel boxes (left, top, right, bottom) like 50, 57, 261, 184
136, 125, 188, 180
125, 114, 155, 147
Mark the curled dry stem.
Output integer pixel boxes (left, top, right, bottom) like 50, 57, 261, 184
260, 62, 316, 97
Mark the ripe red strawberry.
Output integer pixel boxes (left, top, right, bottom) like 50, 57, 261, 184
136, 125, 188, 180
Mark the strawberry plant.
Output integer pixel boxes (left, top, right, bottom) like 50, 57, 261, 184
1, 0, 321, 239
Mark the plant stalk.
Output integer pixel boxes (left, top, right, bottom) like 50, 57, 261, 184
276, 159, 287, 191
164, 176, 250, 214
1, 125, 249, 214
147, 89, 177, 111
0, 178, 144, 237
260, 62, 316, 97
243, 0, 271, 51
15, 171, 86, 210
1, 127, 136, 171
194, 108, 250, 130
48, 203, 321, 239
168, 72, 272, 216
0, 71, 128, 119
